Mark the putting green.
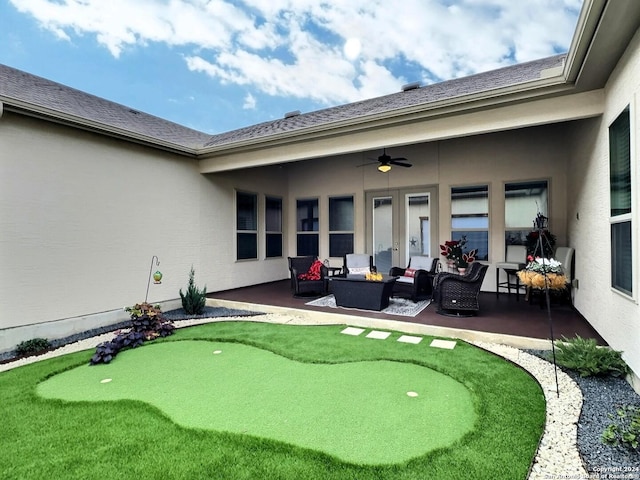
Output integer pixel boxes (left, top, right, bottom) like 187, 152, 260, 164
37, 340, 476, 465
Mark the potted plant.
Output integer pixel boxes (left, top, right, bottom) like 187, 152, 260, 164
517, 255, 566, 289
440, 236, 477, 273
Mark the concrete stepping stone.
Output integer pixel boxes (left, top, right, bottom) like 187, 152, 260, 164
397, 335, 423, 344
430, 339, 457, 349
366, 330, 391, 340
340, 327, 365, 336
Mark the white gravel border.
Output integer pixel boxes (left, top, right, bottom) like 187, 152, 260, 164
0, 314, 586, 478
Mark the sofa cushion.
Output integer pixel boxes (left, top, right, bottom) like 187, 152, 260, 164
396, 276, 414, 284
348, 266, 370, 275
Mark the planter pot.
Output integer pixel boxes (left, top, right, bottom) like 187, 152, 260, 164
457, 268, 467, 274
517, 271, 567, 289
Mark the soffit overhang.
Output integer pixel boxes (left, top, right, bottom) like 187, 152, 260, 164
198, 88, 605, 173
565, 0, 640, 91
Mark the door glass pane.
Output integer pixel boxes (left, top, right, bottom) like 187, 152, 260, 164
406, 194, 430, 262
373, 196, 392, 273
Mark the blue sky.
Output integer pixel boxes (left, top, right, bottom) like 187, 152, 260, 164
0, 0, 583, 134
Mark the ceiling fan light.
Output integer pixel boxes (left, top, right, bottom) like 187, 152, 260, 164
378, 164, 391, 173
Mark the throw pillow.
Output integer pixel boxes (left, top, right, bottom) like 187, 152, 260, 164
348, 266, 370, 275
404, 268, 417, 278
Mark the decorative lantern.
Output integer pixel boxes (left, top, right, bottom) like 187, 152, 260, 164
153, 271, 163, 284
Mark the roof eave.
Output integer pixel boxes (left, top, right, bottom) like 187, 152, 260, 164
1, 98, 200, 157
197, 75, 573, 158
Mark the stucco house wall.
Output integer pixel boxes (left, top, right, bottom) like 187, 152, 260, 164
0, 113, 289, 350
567, 27, 640, 379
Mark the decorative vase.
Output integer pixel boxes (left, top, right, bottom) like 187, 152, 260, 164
153, 271, 163, 283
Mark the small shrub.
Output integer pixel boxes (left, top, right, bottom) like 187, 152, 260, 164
15, 338, 51, 356
179, 267, 207, 315
602, 405, 640, 451
90, 302, 174, 365
549, 335, 630, 377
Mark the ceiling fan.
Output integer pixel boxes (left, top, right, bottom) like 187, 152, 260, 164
368, 148, 412, 172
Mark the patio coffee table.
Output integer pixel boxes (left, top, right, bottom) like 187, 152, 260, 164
330, 274, 397, 311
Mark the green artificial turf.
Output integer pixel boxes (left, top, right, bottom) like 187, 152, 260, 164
37, 341, 475, 465
0, 322, 546, 479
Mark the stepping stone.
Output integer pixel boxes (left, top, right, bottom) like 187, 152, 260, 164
366, 330, 391, 340
430, 339, 457, 350
341, 327, 365, 336
397, 335, 422, 344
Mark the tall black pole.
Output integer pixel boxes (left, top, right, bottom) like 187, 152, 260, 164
534, 218, 560, 397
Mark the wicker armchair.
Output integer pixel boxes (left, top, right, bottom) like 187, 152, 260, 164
432, 262, 488, 315
389, 256, 439, 302
288, 256, 328, 297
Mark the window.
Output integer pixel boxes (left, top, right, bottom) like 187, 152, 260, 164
451, 185, 488, 260
504, 180, 548, 247
609, 108, 633, 295
296, 198, 319, 256
236, 191, 258, 260
329, 196, 354, 257
265, 196, 282, 258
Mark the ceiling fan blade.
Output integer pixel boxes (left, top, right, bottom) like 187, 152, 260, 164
390, 159, 412, 167
356, 161, 379, 167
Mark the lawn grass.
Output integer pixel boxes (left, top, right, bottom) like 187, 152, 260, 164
0, 321, 545, 479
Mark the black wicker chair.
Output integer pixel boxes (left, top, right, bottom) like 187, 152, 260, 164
432, 262, 488, 316
288, 256, 328, 297
389, 256, 440, 302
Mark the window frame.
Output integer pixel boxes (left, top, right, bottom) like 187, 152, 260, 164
609, 106, 634, 296
450, 184, 489, 261
296, 197, 320, 257
503, 180, 550, 251
328, 195, 354, 258
265, 195, 283, 259
236, 190, 258, 261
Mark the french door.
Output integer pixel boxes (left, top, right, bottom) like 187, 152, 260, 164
365, 187, 438, 273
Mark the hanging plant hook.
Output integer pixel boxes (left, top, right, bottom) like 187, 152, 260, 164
144, 255, 161, 303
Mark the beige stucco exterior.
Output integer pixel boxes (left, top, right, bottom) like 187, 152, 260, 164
565, 27, 640, 381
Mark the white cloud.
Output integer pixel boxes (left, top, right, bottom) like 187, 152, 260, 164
243, 92, 257, 110
8, 0, 583, 105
